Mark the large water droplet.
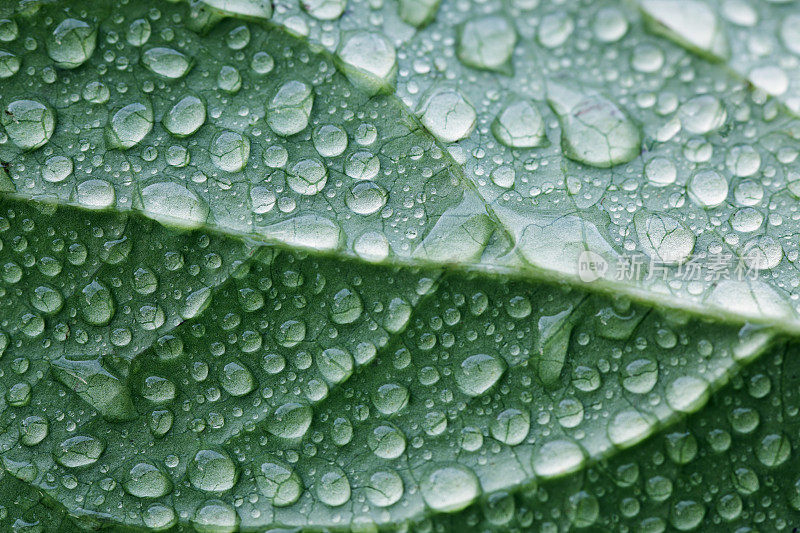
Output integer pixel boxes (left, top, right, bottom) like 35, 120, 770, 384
142, 47, 191, 79
635, 212, 695, 265
336, 31, 397, 95
124, 462, 172, 498
54, 435, 104, 467
365, 470, 404, 507
316, 467, 351, 507
678, 95, 726, 134
641, 0, 729, 60
46, 19, 96, 69
687, 169, 728, 207
189, 450, 238, 492
192, 499, 239, 533
210, 130, 250, 173
287, 158, 327, 195
346, 182, 387, 215
260, 214, 342, 251
491, 99, 546, 148
80, 280, 115, 325
417, 86, 476, 143
267, 402, 312, 438
547, 81, 641, 168
141, 182, 209, 228
420, 464, 480, 512
455, 353, 506, 397
106, 102, 153, 149
457, 15, 516, 73
51, 356, 136, 421
1, 99, 56, 151
163, 95, 206, 137
267, 80, 314, 136
220, 360, 255, 396
532, 439, 585, 478
256, 459, 303, 507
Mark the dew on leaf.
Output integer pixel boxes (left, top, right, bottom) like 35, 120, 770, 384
46, 18, 97, 69
142, 47, 191, 79
336, 31, 397, 96
267, 80, 314, 137
1, 99, 56, 151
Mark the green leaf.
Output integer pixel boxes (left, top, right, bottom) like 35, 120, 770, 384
0, 0, 799, 531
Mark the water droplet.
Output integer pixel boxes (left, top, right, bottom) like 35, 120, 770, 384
669, 500, 705, 531
124, 462, 172, 498
106, 102, 153, 149
30, 285, 63, 314
251, 51, 274, 74
20, 415, 48, 446
726, 144, 761, 177
42, 155, 73, 183
142, 47, 191, 79
666, 375, 709, 413
127, 18, 151, 47
781, 14, 800, 55
210, 130, 249, 172
287, 158, 327, 195
593, 7, 628, 42
687, 169, 728, 207
316, 467, 351, 507
220, 361, 255, 396
54, 435, 104, 467
417, 86, 476, 143
46, 19, 97, 69
225, 25, 250, 49
455, 353, 505, 397
365, 470, 403, 507
538, 12, 574, 48
140, 182, 208, 228
256, 459, 303, 507
492, 99, 545, 148
79, 280, 115, 325
267, 402, 312, 438
372, 383, 409, 415
457, 15, 516, 72
51, 356, 136, 420
756, 433, 791, 467
398, 0, 440, 27
217, 65, 242, 93
644, 157, 676, 186
192, 499, 239, 533
346, 181, 387, 215
336, 31, 397, 95
420, 464, 480, 512
621, 358, 658, 394
143, 504, 176, 530
532, 439, 585, 478
345, 151, 380, 180
267, 80, 314, 136
76, 179, 115, 208
189, 450, 238, 492
313, 124, 348, 157
547, 81, 641, 168
641, 0, 728, 60
635, 212, 695, 265
730, 207, 763, 233
368, 423, 406, 459
1, 99, 56, 150
163, 95, 206, 137
490, 408, 530, 445
302, 0, 346, 20
0, 51, 20, 78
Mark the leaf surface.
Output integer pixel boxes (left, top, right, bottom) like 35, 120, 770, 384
0, 0, 799, 531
